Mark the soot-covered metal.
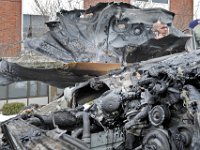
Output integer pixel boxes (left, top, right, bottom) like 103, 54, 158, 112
1, 2, 200, 150
2, 48, 200, 149
0, 2, 189, 87
27, 2, 188, 63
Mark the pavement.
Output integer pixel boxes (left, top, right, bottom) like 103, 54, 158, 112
0, 113, 16, 146
0, 113, 16, 122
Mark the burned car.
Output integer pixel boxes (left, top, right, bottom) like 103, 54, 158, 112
0, 2, 199, 150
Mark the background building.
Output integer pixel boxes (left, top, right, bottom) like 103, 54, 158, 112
0, 11, 60, 109
170, 0, 193, 30
0, 0, 21, 57
0, 1, 52, 109
23, 14, 48, 39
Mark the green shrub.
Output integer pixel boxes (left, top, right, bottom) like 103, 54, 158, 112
2, 102, 25, 115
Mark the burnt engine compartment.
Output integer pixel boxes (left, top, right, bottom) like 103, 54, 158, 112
0, 2, 199, 150
2, 50, 200, 150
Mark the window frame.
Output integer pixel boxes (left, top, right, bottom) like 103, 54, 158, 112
136, 0, 169, 4
151, 0, 168, 4
0, 81, 49, 100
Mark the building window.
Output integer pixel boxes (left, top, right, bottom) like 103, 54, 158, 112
136, 0, 148, 1
38, 82, 48, 96
30, 81, 38, 97
136, 0, 168, 4
0, 81, 48, 100
152, 0, 168, 4
29, 81, 48, 97
8, 82, 27, 98
0, 86, 7, 99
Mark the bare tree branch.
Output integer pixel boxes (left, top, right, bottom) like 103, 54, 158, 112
33, 0, 47, 16
194, 0, 200, 19
32, 0, 83, 20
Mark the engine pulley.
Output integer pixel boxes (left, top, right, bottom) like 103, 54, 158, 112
148, 105, 170, 126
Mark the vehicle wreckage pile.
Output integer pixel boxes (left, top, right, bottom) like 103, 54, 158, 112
1, 2, 200, 150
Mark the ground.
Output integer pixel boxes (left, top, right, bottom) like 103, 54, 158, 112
0, 112, 16, 145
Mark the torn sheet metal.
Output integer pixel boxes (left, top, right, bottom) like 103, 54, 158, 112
64, 62, 121, 76
3, 49, 200, 149
0, 3, 188, 88
27, 2, 189, 64
0, 59, 120, 87
0, 2, 190, 87
1, 118, 89, 150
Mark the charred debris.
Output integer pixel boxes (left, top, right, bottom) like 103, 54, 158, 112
1, 2, 200, 150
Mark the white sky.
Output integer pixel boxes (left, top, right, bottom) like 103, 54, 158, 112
23, 0, 200, 18
194, 0, 200, 19
23, 0, 40, 15
22, 0, 83, 15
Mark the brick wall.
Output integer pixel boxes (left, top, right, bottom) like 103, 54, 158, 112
84, 0, 130, 9
0, 0, 21, 57
170, 0, 193, 30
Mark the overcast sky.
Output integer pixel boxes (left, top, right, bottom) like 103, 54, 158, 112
194, 0, 200, 19
23, 0, 39, 14
23, 0, 200, 18
22, 0, 83, 15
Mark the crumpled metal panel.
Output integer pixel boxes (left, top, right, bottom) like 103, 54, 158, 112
0, 59, 92, 88
3, 49, 200, 149
0, 59, 120, 87
0, 2, 190, 87
27, 2, 189, 63
1, 118, 89, 150
64, 62, 120, 76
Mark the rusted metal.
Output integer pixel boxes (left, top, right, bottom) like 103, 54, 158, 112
64, 62, 121, 76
